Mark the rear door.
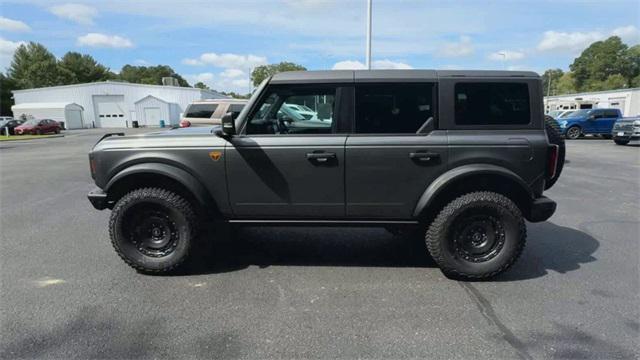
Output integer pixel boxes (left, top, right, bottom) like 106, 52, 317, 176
345, 82, 448, 219
226, 84, 349, 218
599, 109, 619, 133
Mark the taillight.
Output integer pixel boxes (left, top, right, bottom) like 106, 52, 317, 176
547, 144, 559, 179
89, 157, 97, 179
179, 119, 191, 128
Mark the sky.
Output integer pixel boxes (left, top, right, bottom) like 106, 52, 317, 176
0, 0, 639, 93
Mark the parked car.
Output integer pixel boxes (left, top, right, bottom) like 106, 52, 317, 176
612, 117, 640, 145
14, 119, 61, 135
179, 99, 247, 127
88, 70, 564, 280
0, 119, 25, 135
557, 108, 622, 139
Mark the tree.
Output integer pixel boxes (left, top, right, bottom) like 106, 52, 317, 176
193, 81, 209, 89
251, 62, 306, 87
220, 91, 251, 99
8, 42, 61, 89
58, 52, 114, 84
541, 69, 564, 96
0, 73, 17, 116
570, 36, 632, 91
555, 72, 577, 94
118, 65, 190, 87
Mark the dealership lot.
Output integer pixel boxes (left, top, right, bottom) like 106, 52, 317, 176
0, 131, 638, 359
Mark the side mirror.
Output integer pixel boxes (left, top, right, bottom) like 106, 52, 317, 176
215, 112, 236, 138
588, 114, 596, 120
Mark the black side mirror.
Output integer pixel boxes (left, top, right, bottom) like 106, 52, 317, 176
215, 112, 236, 138
588, 114, 596, 120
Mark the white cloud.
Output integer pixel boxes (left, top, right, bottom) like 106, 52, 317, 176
0, 17, 30, 32
536, 25, 639, 53
439, 36, 474, 57
77, 33, 133, 48
50, 3, 98, 25
220, 68, 245, 78
182, 53, 267, 70
0, 37, 26, 70
612, 25, 640, 43
185, 71, 251, 94
488, 50, 525, 61
332, 59, 413, 70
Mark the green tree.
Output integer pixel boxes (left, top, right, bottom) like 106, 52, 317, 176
555, 72, 577, 94
251, 62, 306, 87
0, 73, 17, 116
58, 52, 114, 84
541, 69, 564, 96
118, 65, 190, 87
220, 91, 251, 99
193, 81, 209, 89
8, 42, 61, 89
570, 36, 632, 91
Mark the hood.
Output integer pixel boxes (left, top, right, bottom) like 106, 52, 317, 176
143, 125, 220, 136
15, 124, 34, 129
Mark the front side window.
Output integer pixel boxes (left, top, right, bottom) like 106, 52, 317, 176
455, 82, 530, 125
185, 103, 218, 119
355, 83, 435, 134
246, 85, 335, 135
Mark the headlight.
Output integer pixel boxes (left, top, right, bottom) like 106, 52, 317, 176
559, 121, 567, 127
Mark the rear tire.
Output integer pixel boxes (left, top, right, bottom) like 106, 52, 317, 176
109, 188, 198, 274
425, 191, 526, 280
565, 125, 581, 140
614, 139, 629, 145
544, 116, 565, 190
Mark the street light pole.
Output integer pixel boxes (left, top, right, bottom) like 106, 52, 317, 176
498, 52, 506, 70
365, 0, 372, 70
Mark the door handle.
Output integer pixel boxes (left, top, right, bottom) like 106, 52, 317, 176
409, 152, 440, 163
306, 152, 336, 163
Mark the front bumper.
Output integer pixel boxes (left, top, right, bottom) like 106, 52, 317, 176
88, 188, 108, 210
526, 196, 557, 223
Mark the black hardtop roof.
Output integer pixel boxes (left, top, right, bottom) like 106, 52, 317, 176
270, 69, 540, 84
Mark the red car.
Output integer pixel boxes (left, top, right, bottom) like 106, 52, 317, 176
14, 119, 61, 135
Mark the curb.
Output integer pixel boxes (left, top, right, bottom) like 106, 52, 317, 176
0, 134, 65, 142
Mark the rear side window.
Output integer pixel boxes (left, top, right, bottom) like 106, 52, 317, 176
604, 110, 619, 118
355, 83, 435, 134
455, 83, 530, 125
185, 104, 218, 118
228, 104, 245, 114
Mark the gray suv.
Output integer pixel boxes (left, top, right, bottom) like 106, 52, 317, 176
88, 70, 563, 280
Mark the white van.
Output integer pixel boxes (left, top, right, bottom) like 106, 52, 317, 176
180, 99, 247, 127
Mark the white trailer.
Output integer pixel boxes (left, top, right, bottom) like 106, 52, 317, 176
544, 88, 640, 117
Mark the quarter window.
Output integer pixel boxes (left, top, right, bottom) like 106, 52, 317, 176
455, 83, 530, 125
185, 104, 218, 119
355, 83, 435, 134
246, 85, 336, 135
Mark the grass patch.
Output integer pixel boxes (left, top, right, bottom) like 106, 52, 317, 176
0, 134, 62, 141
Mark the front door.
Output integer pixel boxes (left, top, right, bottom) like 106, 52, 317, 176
226, 84, 348, 218
345, 83, 448, 219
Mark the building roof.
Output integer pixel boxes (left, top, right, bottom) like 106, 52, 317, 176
134, 95, 170, 104
11, 80, 222, 97
544, 87, 640, 99
11, 102, 84, 111
270, 70, 540, 84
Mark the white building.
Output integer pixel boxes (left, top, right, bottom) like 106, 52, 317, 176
544, 88, 640, 117
11, 81, 226, 129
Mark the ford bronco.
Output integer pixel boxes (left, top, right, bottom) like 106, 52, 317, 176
88, 70, 564, 280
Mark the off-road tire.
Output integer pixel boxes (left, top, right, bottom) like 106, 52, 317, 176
565, 125, 581, 140
425, 191, 526, 280
614, 139, 629, 145
544, 115, 565, 190
109, 187, 198, 274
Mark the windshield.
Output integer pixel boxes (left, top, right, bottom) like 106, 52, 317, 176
185, 104, 218, 118
559, 111, 575, 118
566, 109, 591, 117
21, 119, 39, 126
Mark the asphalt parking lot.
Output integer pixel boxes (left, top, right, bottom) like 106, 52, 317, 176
1, 130, 638, 359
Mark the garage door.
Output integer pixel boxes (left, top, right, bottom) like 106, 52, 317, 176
93, 95, 127, 128
66, 110, 83, 129
143, 107, 161, 126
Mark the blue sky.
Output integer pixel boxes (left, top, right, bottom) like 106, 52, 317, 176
1, 0, 639, 93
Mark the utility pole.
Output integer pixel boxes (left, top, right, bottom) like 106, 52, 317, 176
366, 0, 372, 70
547, 74, 552, 96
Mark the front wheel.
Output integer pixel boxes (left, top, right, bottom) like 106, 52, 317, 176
614, 139, 630, 145
425, 192, 526, 280
565, 126, 581, 140
109, 188, 198, 274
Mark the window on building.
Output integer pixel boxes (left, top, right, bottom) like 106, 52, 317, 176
455, 82, 530, 125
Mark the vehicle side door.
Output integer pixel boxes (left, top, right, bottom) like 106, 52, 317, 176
345, 82, 448, 219
225, 84, 349, 218
585, 110, 604, 133
599, 109, 619, 133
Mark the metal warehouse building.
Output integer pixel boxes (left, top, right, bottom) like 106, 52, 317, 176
11, 81, 226, 129
544, 88, 640, 117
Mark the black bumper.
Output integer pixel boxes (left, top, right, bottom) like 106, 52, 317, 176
88, 188, 108, 210
526, 196, 557, 223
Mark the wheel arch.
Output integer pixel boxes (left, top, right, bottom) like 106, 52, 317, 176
104, 163, 219, 217
413, 164, 534, 222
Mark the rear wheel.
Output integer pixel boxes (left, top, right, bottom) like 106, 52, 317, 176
544, 116, 565, 190
614, 139, 630, 145
425, 191, 526, 280
565, 125, 581, 140
109, 188, 198, 274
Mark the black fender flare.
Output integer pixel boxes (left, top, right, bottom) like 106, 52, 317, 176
105, 163, 217, 213
412, 164, 533, 218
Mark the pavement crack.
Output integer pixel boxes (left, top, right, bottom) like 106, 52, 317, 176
459, 282, 533, 360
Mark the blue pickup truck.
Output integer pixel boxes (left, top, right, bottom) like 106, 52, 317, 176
558, 108, 622, 139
